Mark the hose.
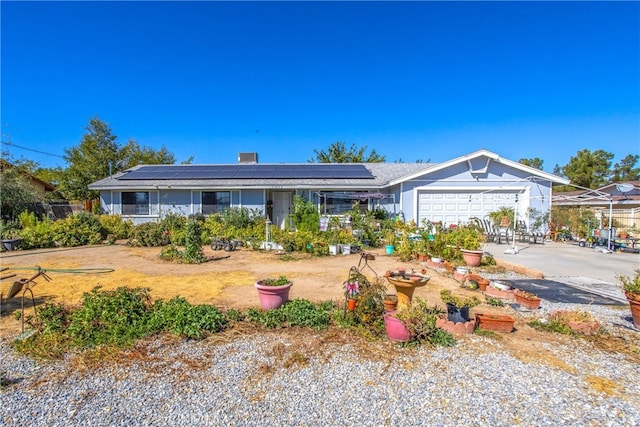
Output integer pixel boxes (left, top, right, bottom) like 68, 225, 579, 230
4, 267, 115, 274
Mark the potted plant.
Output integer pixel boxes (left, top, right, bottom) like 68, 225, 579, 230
514, 289, 541, 309
255, 275, 293, 310
439, 289, 481, 323
384, 229, 397, 255
344, 278, 360, 311
386, 298, 455, 345
453, 224, 486, 267
617, 268, 640, 328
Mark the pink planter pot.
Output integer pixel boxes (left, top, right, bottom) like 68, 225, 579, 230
461, 249, 483, 267
383, 311, 411, 342
255, 281, 292, 310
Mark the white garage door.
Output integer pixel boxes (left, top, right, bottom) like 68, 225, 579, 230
417, 190, 519, 226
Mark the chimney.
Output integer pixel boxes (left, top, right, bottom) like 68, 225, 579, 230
238, 152, 258, 164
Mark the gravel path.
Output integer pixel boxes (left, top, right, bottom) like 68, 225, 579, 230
2, 302, 639, 427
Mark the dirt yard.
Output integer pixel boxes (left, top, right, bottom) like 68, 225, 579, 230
0, 243, 454, 314
1, 243, 638, 366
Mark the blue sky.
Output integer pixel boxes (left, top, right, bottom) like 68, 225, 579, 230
2, 1, 639, 172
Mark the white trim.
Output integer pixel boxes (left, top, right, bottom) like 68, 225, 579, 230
467, 157, 491, 174
389, 149, 569, 186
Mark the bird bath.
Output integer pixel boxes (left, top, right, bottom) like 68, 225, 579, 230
385, 269, 430, 310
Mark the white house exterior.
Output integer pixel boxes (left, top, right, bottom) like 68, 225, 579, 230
88, 149, 569, 230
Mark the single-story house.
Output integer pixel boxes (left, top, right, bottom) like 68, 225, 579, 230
88, 149, 569, 231
0, 159, 56, 197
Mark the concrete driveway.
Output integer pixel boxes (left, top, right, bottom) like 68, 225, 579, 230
486, 240, 638, 303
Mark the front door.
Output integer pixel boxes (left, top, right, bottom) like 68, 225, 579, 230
272, 191, 292, 229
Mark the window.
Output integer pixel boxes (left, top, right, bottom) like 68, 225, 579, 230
202, 191, 230, 214
122, 191, 150, 215
323, 192, 369, 214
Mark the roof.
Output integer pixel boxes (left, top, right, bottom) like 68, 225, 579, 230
554, 181, 640, 206
0, 159, 57, 192
88, 162, 434, 190
388, 149, 570, 186
87, 149, 570, 191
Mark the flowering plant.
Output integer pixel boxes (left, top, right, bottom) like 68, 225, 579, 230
344, 280, 360, 298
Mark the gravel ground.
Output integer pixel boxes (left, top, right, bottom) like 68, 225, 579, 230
1, 300, 639, 427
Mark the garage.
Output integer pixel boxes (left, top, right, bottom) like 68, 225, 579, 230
417, 189, 521, 226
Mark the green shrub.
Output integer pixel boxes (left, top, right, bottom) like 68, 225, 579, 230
33, 303, 70, 334
150, 297, 227, 339
161, 213, 187, 246
51, 212, 103, 247
66, 286, 154, 347
182, 219, 207, 263
396, 298, 455, 347
292, 195, 320, 232
128, 222, 168, 247
20, 219, 56, 249
245, 299, 332, 330
158, 244, 182, 261
98, 214, 133, 240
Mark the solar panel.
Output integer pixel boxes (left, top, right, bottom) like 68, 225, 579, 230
118, 164, 374, 180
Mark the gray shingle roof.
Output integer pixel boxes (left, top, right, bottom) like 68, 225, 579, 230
88, 162, 438, 190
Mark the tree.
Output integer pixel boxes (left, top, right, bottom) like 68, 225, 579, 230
0, 166, 41, 221
518, 158, 544, 170
120, 139, 176, 168
611, 154, 640, 182
560, 149, 613, 189
61, 117, 119, 201
309, 141, 385, 163
61, 116, 176, 201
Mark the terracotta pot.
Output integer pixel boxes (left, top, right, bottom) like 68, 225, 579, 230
383, 311, 411, 342
626, 291, 640, 328
515, 293, 541, 309
475, 313, 515, 333
347, 298, 357, 311
255, 281, 292, 310
468, 274, 489, 291
461, 249, 483, 267
383, 295, 398, 312
484, 285, 515, 300
436, 317, 476, 336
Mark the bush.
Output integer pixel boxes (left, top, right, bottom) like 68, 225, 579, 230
397, 298, 455, 347
128, 222, 168, 247
150, 297, 227, 339
51, 212, 103, 247
98, 214, 133, 240
161, 213, 187, 246
182, 219, 207, 263
20, 219, 56, 249
66, 287, 154, 347
245, 299, 332, 330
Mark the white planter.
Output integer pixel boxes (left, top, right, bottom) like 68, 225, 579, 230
329, 244, 338, 255
492, 280, 512, 291
342, 244, 351, 255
